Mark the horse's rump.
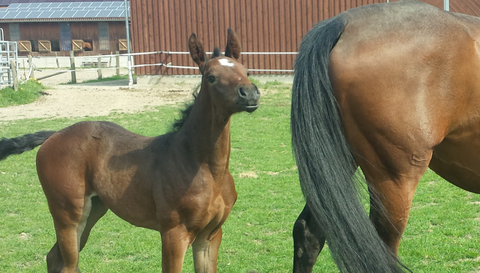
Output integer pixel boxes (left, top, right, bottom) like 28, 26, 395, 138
292, 1, 480, 272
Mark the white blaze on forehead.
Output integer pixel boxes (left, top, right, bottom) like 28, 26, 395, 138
218, 58, 235, 67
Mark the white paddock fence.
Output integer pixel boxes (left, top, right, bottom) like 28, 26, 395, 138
15, 50, 298, 86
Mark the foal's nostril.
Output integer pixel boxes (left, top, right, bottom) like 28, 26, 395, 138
239, 88, 247, 97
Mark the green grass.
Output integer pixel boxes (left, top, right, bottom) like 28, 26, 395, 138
62, 74, 133, 85
0, 80, 46, 108
1, 81, 480, 272
80, 74, 130, 84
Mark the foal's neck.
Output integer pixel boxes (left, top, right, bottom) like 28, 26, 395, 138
177, 85, 232, 166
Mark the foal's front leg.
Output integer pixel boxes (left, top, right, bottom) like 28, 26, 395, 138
192, 227, 223, 273
161, 226, 191, 273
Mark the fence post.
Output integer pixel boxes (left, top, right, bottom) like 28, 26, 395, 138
116, 51, 120, 76
97, 56, 102, 80
10, 59, 18, 91
55, 52, 59, 68
70, 50, 76, 84
28, 54, 34, 80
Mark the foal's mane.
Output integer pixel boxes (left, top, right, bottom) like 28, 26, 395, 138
171, 91, 197, 132
170, 47, 224, 132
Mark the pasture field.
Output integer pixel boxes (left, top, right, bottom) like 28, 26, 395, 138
1, 80, 480, 272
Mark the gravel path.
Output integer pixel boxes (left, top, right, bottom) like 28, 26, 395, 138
0, 70, 200, 121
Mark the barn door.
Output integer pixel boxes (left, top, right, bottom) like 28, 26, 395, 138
98, 22, 109, 50
9, 23, 20, 41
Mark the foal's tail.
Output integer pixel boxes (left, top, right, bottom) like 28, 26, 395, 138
0, 131, 56, 161
291, 15, 405, 273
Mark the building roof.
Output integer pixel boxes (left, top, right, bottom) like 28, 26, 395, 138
0, 0, 123, 7
0, 1, 129, 22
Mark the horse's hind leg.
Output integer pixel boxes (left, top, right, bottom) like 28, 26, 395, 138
46, 196, 107, 273
192, 227, 223, 273
78, 196, 108, 251
359, 153, 431, 255
293, 205, 325, 273
45, 195, 90, 273
46, 242, 66, 273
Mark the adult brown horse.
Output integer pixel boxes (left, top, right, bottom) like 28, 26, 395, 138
0, 29, 259, 273
291, 1, 480, 272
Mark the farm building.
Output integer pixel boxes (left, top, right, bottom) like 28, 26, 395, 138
0, 0, 129, 57
130, 0, 480, 76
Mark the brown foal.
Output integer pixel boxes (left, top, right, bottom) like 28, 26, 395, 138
0, 29, 259, 273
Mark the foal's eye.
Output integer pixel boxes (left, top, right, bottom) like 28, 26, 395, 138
206, 75, 216, 83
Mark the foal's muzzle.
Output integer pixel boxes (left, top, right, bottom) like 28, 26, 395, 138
236, 84, 260, 112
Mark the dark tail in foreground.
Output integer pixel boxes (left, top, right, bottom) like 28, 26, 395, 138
0, 131, 56, 161
291, 15, 405, 273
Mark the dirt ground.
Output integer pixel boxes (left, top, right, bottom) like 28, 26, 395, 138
0, 68, 293, 122
0, 69, 201, 121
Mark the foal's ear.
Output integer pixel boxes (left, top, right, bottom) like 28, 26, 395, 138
189, 33, 207, 68
225, 29, 241, 60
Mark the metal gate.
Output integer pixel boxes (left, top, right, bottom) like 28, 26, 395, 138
0, 39, 18, 88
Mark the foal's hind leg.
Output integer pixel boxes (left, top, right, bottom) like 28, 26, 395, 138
293, 205, 325, 273
44, 195, 103, 273
192, 227, 223, 273
79, 196, 108, 251
45, 197, 89, 273
46, 196, 107, 273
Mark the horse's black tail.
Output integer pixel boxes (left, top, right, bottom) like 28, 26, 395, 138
0, 131, 56, 161
291, 15, 405, 273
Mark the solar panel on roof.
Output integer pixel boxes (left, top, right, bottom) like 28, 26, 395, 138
84, 10, 98, 17
28, 3, 41, 9
26, 11, 41, 18
47, 3, 61, 8
67, 2, 81, 8
3, 11, 17, 19
15, 10, 28, 18
61, 10, 75, 17
7, 3, 21, 9
109, 2, 123, 8
37, 11, 52, 18
1, 1, 130, 20
0, 10, 7, 19
109, 10, 123, 17
96, 10, 111, 17
88, 2, 103, 8
58, 2, 71, 8
72, 10, 87, 17
49, 10, 65, 18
